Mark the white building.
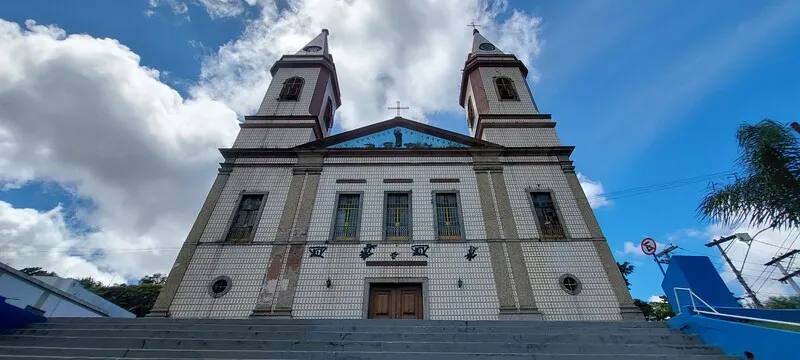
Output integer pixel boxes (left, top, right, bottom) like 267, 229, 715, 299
148, 29, 642, 321
0, 262, 134, 318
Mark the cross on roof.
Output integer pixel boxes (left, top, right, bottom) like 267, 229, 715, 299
467, 21, 481, 31
388, 101, 409, 117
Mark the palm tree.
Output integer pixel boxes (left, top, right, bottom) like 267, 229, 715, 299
698, 119, 800, 229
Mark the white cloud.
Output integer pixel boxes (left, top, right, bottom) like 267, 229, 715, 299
0, 1, 541, 283
648, 295, 665, 303
194, 0, 543, 130
194, 0, 261, 18
577, 173, 610, 209
0, 19, 239, 282
147, 0, 190, 19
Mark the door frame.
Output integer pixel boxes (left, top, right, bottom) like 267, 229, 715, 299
362, 277, 429, 319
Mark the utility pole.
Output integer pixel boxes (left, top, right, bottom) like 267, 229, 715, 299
706, 235, 764, 308
765, 249, 800, 295
653, 244, 678, 276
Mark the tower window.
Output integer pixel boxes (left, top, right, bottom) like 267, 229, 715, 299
226, 194, 266, 243
495, 77, 518, 100
435, 192, 463, 240
278, 77, 304, 101
385, 192, 411, 241
324, 98, 334, 129
331, 193, 362, 241
530, 192, 565, 239
467, 97, 476, 128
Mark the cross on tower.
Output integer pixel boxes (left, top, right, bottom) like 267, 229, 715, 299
467, 21, 481, 31
388, 101, 409, 117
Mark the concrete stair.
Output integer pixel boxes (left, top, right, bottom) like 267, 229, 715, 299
0, 318, 736, 359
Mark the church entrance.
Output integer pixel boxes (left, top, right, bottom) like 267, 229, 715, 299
367, 283, 423, 319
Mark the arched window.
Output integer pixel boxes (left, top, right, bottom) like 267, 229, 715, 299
467, 97, 476, 128
324, 98, 334, 129
278, 77, 304, 101
495, 77, 518, 100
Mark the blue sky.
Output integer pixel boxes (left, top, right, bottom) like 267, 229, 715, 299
1, 0, 799, 303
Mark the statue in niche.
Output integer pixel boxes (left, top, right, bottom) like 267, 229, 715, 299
394, 129, 403, 148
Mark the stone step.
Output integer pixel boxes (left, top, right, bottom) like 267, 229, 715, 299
13, 328, 702, 345
25, 323, 680, 335
0, 336, 723, 355
0, 346, 740, 360
45, 318, 671, 328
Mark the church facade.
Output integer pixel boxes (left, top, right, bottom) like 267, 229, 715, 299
148, 29, 642, 321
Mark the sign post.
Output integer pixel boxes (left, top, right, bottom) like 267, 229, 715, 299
641, 237, 665, 276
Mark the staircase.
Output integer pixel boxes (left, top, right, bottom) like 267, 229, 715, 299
0, 318, 737, 359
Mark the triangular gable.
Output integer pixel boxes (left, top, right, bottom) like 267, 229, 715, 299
297, 117, 502, 149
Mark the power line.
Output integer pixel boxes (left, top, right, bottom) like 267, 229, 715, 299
586, 171, 735, 201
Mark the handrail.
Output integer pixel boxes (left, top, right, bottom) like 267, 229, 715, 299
672, 287, 800, 327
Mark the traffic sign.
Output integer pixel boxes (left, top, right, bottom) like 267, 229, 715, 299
641, 238, 657, 255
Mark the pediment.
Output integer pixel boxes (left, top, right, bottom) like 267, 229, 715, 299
297, 117, 501, 149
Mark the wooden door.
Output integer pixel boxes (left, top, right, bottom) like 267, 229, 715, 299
368, 284, 423, 319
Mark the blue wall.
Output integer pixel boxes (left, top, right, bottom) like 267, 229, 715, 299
669, 310, 799, 360
0, 295, 46, 331
662, 255, 740, 311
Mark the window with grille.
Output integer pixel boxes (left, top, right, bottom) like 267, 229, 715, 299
385, 193, 411, 240
435, 193, 462, 240
332, 194, 361, 241
226, 194, 264, 242
324, 98, 334, 129
467, 97, 475, 128
278, 77, 304, 101
495, 77, 518, 100
530, 192, 565, 239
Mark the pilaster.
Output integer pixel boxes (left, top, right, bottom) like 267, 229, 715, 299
251, 154, 322, 317
147, 165, 232, 317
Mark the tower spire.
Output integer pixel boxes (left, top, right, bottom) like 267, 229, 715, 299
471, 29, 505, 56
296, 29, 330, 57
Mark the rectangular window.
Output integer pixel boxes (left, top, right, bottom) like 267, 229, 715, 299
385, 193, 411, 241
531, 192, 565, 239
332, 194, 361, 241
226, 194, 264, 242
435, 193, 462, 240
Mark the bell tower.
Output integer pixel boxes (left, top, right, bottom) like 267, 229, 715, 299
234, 29, 342, 148
459, 29, 556, 147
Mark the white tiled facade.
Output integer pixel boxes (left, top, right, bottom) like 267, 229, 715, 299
256, 67, 319, 116
478, 67, 537, 115
233, 128, 316, 148
293, 242, 498, 320
307, 165, 486, 242
523, 242, 622, 321
198, 167, 292, 243
163, 30, 635, 322
482, 127, 561, 147
503, 165, 592, 239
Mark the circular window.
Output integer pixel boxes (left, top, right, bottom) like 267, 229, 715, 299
559, 274, 582, 295
479, 43, 496, 51
303, 45, 322, 52
209, 276, 232, 298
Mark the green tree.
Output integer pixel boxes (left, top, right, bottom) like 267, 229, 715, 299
698, 119, 800, 229
19, 267, 58, 277
764, 295, 800, 309
651, 296, 675, 320
634, 299, 654, 320
617, 261, 635, 288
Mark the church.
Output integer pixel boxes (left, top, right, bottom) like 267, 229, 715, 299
148, 29, 642, 321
